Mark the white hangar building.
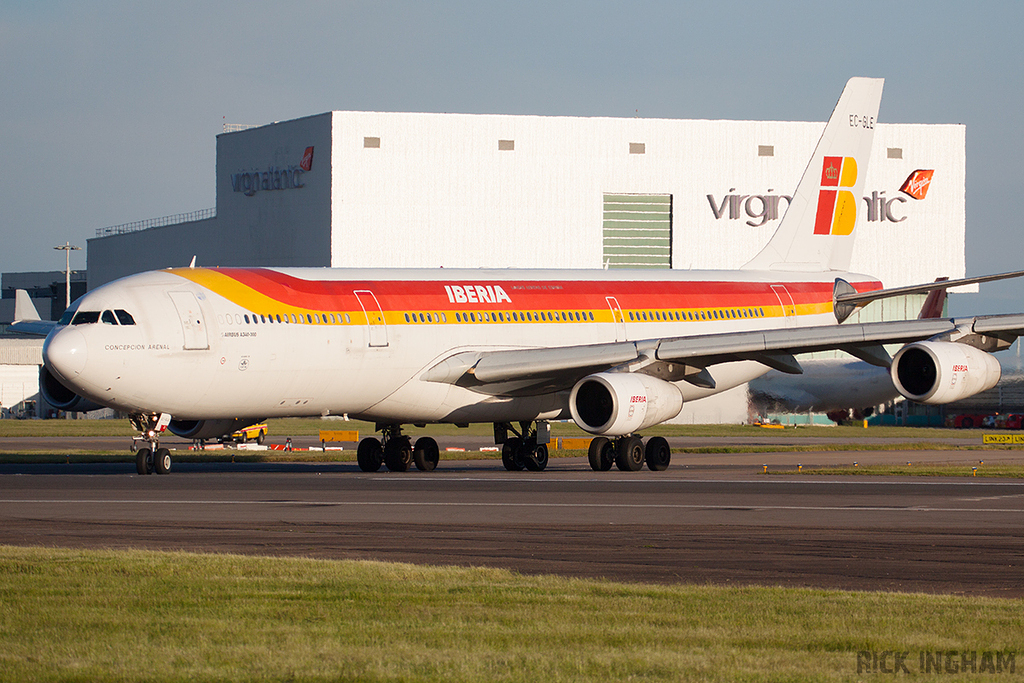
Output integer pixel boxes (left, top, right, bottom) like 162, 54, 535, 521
85, 109, 966, 422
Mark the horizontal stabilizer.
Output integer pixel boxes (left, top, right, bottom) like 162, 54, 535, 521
833, 269, 1024, 323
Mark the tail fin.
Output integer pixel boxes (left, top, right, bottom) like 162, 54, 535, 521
743, 77, 884, 273
14, 289, 41, 322
918, 277, 949, 319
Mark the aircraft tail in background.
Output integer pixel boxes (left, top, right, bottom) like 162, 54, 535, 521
743, 77, 884, 274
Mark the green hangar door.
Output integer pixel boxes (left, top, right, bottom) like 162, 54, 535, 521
602, 194, 672, 269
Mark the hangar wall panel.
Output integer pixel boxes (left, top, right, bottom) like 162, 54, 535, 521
0, 366, 39, 412
89, 113, 334, 288
329, 112, 964, 289
215, 113, 333, 268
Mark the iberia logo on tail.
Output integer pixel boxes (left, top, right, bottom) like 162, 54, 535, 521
813, 156, 858, 235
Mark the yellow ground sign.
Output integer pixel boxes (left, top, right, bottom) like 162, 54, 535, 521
559, 437, 593, 450
319, 430, 359, 443
982, 434, 1024, 444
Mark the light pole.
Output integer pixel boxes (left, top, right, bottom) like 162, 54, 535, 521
53, 242, 81, 310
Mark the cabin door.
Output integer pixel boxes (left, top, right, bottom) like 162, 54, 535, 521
606, 296, 627, 341
168, 291, 210, 350
770, 284, 797, 327
353, 290, 389, 347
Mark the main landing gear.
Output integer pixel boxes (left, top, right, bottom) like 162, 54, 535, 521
496, 421, 550, 472
356, 424, 441, 473
587, 435, 671, 472
130, 413, 173, 476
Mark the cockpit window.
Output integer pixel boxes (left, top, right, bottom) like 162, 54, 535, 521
114, 309, 136, 325
59, 302, 81, 326
101, 310, 118, 325
71, 311, 101, 325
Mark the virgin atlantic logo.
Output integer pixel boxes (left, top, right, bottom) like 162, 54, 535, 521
900, 169, 934, 200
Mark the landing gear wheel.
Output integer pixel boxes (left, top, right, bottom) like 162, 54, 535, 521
615, 435, 645, 472
588, 437, 615, 471
644, 436, 671, 471
523, 443, 548, 471
413, 437, 440, 471
154, 448, 172, 475
501, 437, 525, 471
356, 438, 384, 472
384, 436, 413, 472
136, 448, 153, 475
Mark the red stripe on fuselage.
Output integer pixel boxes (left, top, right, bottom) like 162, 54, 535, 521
209, 268, 880, 311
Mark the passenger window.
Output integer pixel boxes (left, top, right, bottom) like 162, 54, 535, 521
114, 309, 136, 325
72, 311, 100, 325
101, 310, 118, 325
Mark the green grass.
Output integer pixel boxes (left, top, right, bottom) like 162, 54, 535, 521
0, 546, 1020, 682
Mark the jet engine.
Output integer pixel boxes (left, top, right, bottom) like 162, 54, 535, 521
569, 372, 683, 436
38, 366, 105, 413
168, 418, 265, 441
891, 341, 1001, 404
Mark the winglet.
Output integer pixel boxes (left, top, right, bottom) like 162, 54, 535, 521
743, 77, 884, 273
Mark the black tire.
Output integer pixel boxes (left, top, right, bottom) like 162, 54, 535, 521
501, 437, 524, 471
960, 416, 974, 429
523, 443, 549, 471
256, 431, 265, 445
587, 437, 614, 471
135, 448, 153, 475
356, 438, 383, 472
413, 437, 440, 471
644, 436, 671, 472
154, 447, 172, 475
615, 435, 645, 472
384, 436, 413, 472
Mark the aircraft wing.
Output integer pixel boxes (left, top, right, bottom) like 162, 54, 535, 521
423, 314, 1024, 394
8, 290, 58, 336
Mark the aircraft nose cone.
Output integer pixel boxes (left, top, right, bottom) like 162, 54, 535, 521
43, 328, 88, 380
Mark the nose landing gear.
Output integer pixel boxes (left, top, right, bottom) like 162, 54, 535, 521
130, 413, 173, 475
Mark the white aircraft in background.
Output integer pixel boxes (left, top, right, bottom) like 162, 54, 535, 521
28, 78, 1024, 476
748, 280, 951, 420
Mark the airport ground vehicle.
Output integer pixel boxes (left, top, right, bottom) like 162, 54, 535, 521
221, 422, 267, 444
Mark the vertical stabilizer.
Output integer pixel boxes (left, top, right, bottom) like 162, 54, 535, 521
743, 77, 884, 272
14, 289, 41, 322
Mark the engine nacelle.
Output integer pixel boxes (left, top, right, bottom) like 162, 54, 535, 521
891, 341, 1001, 405
38, 366, 105, 413
168, 418, 265, 441
569, 372, 683, 436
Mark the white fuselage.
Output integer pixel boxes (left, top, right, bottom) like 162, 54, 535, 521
42, 266, 878, 424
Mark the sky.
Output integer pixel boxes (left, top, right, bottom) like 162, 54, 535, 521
2, 1, 1022, 315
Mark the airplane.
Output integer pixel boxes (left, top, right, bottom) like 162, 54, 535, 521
30, 77, 1024, 476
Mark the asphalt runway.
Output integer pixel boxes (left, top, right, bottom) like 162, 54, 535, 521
1, 446, 1023, 597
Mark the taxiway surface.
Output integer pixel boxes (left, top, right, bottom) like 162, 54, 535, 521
1, 453, 1022, 597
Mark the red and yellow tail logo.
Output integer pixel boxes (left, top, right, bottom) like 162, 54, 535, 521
813, 156, 858, 235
